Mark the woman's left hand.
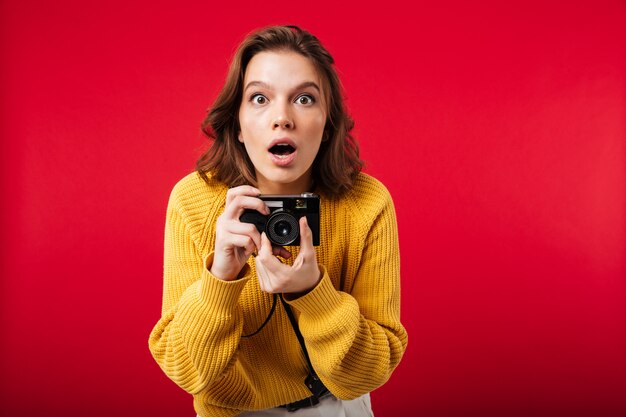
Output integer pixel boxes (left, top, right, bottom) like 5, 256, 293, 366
255, 216, 321, 296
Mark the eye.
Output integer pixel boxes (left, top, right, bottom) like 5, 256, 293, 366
251, 94, 267, 105
295, 94, 315, 105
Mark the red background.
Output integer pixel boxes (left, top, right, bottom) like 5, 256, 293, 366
1, 1, 624, 416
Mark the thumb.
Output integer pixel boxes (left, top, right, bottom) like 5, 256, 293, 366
298, 216, 314, 253
258, 232, 273, 257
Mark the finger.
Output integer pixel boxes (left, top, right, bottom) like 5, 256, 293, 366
257, 232, 274, 258
298, 216, 315, 254
257, 233, 290, 275
225, 185, 261, 205
272, 246, 292, 259
291, 217, 315, 269
224, 234, 256, 256
255, 235, 280, 292
223, 221, 262, 250
223, 195, 269, 219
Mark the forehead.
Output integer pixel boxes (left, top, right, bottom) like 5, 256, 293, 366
244, 51, 323, 88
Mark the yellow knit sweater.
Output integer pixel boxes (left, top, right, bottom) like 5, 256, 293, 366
149, 171, 408, 417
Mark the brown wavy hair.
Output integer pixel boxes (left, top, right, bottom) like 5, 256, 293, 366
196, 25, 363, 197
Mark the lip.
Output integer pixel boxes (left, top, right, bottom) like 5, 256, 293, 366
268, 137, 298, 167
268, 137, 297, 150
269, 150, 297, 167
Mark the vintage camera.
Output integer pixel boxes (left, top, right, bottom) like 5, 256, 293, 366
240, 193, 320, 246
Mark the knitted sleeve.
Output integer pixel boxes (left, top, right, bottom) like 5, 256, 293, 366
287, 186, 408, 399
148, 183, 250, 395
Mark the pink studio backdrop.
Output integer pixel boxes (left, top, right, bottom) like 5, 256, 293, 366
1, 1, 624, 416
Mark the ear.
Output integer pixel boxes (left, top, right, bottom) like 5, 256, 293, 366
238, 131, 244, 143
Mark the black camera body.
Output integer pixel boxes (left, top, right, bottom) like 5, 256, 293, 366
240, 193, 320, 246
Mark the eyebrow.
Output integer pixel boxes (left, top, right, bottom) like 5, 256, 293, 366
243, 80, 321, 93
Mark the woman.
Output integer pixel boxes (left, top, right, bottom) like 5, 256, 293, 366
149, 25, 408, 417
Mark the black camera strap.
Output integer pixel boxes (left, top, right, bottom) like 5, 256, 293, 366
279, 294, 329, 400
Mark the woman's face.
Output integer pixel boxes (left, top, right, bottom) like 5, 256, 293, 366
238, 51, 326, 195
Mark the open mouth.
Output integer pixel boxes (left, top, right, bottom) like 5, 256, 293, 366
269, 143, 296, 156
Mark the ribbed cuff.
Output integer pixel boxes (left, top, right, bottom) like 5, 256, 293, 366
286, 265, 342, 318
199, 252, 251, 315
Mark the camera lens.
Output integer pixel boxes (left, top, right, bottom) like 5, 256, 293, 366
266, 211, 299, 245
274, 220, 291, 237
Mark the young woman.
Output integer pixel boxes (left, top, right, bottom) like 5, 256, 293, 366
149, 25, 408, 417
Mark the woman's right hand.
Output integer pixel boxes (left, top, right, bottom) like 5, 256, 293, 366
210, 186, 266, 281
210, 185, 291, 281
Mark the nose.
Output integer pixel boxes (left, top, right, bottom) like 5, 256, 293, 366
273, 117, 293, 129
272, 102, 294, 130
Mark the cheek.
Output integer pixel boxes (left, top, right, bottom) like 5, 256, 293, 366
317, 113, 326, 130
304, 112, 326, 136
239, 111, 251, 133
239, 108, 262, 135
